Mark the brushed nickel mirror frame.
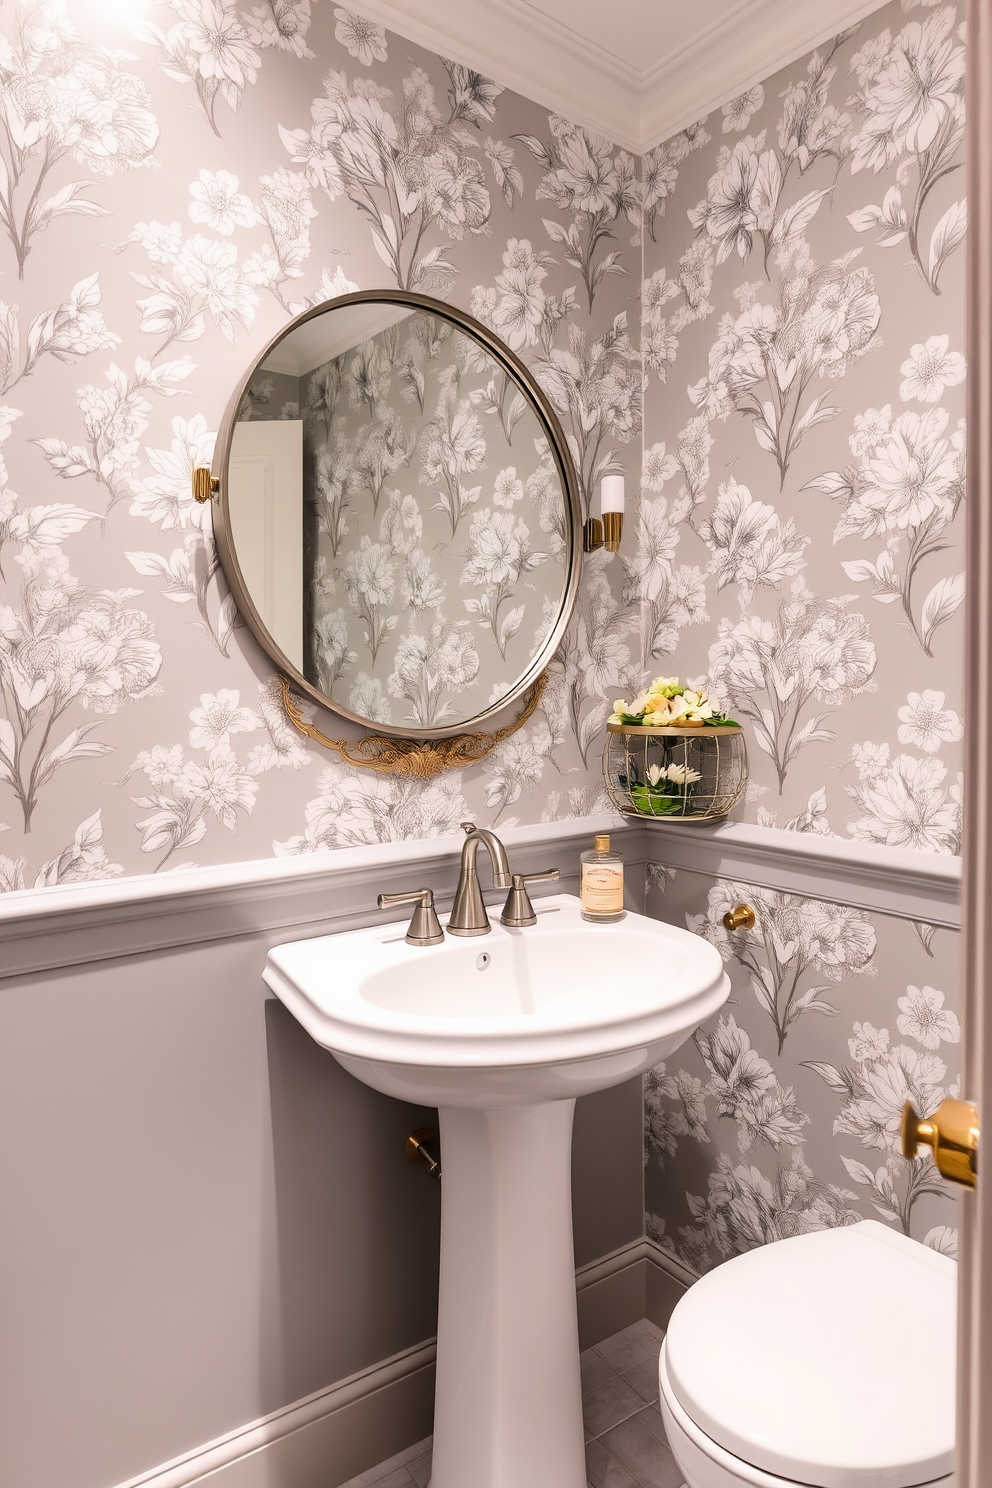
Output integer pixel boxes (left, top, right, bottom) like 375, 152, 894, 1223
195, 289, 583, 763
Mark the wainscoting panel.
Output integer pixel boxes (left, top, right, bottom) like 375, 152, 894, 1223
111, 1242, 690, 1488
0, 815, 957, 1488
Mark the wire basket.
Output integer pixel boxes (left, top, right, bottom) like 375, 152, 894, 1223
603, 723, 748, 823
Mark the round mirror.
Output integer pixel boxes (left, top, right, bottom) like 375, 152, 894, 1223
210, 291, 581, 739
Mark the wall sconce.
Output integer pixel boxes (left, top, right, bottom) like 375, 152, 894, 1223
583, 476, 624, 553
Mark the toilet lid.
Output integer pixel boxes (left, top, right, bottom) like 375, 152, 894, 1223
664, 1221, 956, 1488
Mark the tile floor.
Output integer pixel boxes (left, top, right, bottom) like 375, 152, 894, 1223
339, 1319, 686, 1488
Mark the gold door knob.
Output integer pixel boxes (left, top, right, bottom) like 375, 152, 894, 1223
902, 1096, 979, 1189
192, 466, 219, 503
723, 903, 756, 932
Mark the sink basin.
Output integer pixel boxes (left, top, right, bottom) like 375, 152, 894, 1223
264, 893, 728, 1106
265, 893, 729, 1488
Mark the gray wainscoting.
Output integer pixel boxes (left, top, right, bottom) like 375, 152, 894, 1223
0, 815, 957, 1488
0, 817, 646, 1488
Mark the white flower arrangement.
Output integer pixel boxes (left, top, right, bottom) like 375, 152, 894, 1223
608, 675, 737, 728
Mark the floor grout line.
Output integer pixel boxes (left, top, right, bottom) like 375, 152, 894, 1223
339, 1321, 672, 1488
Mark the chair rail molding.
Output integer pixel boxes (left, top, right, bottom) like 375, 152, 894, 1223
0, 814, 641, 980
643, 819, 961, 929
0, 814, 959, 981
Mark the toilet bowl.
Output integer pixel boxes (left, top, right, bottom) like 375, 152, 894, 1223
657, 1221, 956, 1488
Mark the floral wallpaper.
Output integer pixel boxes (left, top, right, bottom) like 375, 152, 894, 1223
644, 868, 960, 1268
636, 0, 966, 845
638, 0, 966, 1272
0, 0, 639, 886
293, 314, 567, 727
0, 0, 964, 887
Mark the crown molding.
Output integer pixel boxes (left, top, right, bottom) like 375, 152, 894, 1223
347, 0, 891, 153
638, 0, 894, 150
346, 0, 644, 151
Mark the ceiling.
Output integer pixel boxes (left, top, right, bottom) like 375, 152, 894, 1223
347, 0, 890, 153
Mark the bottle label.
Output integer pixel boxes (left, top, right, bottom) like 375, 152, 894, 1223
581, 862, 623, 914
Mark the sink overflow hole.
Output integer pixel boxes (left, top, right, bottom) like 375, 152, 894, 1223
476, 952, 491, 971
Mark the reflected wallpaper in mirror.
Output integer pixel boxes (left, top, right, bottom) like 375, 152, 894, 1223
233, 306, 569, 730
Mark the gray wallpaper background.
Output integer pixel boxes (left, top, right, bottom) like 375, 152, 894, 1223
637, 0, 965, 1267
0, 1, 965, 1261
0, 0, 964, 884
0, 0, 637, 881
638, 1, 966, 844
645, 871, 960, 1266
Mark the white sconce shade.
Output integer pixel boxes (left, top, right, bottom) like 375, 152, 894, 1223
584, 475, 625, 554
600, 476, 625, 514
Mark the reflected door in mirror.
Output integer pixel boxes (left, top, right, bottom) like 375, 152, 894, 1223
229, 419, 304, 673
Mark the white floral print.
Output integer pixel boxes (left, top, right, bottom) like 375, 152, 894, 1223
897, 984, 960, 1049
689, 881, 875, 1053
723, 87, 765, 134
515, 117, 638, 311
0, 7, 159, 276
708, 581, 877, 791
645, 869, 959, 1270
847, 8, 965, 291
280, 56, 493, 291
296, 310, 567, 728
333, 9, 387, 67
847, 748, 961, 852
188, 169, 258, 234
896, 689, 962, 752
899, 335, 966, 403
808, 394, 965, 657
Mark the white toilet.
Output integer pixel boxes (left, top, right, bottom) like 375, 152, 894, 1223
659, 1220, 956, 1488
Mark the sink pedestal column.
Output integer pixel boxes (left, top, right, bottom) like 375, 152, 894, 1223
430, 1099, 586, 1488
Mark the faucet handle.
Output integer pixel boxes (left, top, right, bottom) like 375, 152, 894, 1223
377, 887, 444, 946
500, 868, 560, 928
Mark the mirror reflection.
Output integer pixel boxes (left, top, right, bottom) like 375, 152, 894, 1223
228, 300, 571, 731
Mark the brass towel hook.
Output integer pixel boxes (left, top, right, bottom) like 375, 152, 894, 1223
723, 903, 756, 932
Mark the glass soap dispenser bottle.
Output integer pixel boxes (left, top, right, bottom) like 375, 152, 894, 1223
580, 833, 626, 923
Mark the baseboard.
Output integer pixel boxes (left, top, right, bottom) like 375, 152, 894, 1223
113, 1240, 693, 1488
111, 1341, 437, 1488
576, 1237, 695, 1348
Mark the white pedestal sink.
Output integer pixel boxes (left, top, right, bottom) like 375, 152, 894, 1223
264, 894, 729, 1488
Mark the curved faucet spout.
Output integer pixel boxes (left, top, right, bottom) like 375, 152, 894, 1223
447, 823, 512, 937
462, 823, 512, 890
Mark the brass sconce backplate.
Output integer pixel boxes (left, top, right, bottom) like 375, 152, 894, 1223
192, 466, 218, 503
583, 512, 623, 553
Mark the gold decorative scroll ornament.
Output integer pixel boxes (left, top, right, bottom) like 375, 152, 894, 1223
277, 672, 547, 779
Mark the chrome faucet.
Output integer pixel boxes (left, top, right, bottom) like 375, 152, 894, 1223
447, 822, 513, 937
